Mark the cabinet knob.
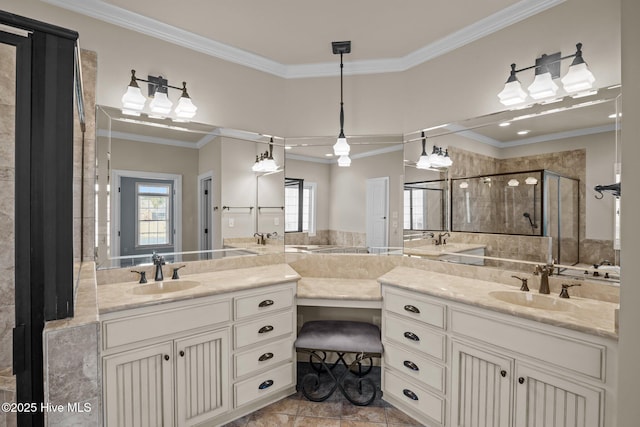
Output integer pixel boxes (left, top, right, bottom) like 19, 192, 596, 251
518, 377, 525, 384
500, 370, 507, 378
259, 380, 274, 390
179, 350, 185, 357
258, 325, 274, 334
403, 389, 419, 401
259, 299, 274, 308
403, 304, 420, 314
259, 352, 274, 362
164, 354, 170, 361
403, 360, 419, 371
404, 331, 420, 342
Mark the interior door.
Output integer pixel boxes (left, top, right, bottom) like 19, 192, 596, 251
366, 176, 389, 250
200, 176, 212, 259
120, 177, 175, 265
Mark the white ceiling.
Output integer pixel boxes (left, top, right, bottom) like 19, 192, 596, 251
43, 0, 565, 78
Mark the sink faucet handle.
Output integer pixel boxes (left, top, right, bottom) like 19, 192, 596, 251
559, 283, 581, 299
131, 270, 147, 284
171, 265, 186, 280
511, 275, 529, 292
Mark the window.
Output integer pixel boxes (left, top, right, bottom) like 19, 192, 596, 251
285, 178, 316, 234
404, 188, 426, 230
137, 183, 172, 246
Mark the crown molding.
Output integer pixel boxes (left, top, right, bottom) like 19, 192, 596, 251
42, 0, 564, 78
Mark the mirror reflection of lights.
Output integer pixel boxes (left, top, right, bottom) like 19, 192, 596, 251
459, 182, 469, 189
525, 176, 538, 185
508, 179, 520, 187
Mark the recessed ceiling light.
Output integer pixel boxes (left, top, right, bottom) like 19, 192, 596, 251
608, 113, 622, 119
325, 153, 334, 157
517, 130, 530, 135
499, 122, 510, 127
284, 146, 292, 150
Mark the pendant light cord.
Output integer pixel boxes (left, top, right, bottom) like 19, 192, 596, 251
339, 52, 345, 137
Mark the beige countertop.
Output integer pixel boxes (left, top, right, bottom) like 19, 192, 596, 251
297, 277, 381, 301
403, 243, 486, 258
378, 266, 618, 340
97, 263, 300, 314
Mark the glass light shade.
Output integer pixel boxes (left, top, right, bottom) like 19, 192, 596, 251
561, 63, 595, 94
525, 176, 538, 185
121, 85, 146, 113
149, 91, 173, 115
508, 179, 520, 187
337, 155, 351, 167
175, 96, 198, 119
498, 80, 528, 106
333, 136, 350, 156
459, 182, 469, 189
416, 155, 431, 170
261, 158, 278, 172
252, 156, 262, 172
527, 72, 559, 100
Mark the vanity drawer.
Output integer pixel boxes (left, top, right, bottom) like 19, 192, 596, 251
235, 286, 294, 320
234, 337, 294, 379
383, 341, 445, 393
383, 287, 445, 329
234, 362, 294, 408
384, 314, 445, 361
234, 310, 294, 349
103, 300, 231, 350
384, 369, 444, 425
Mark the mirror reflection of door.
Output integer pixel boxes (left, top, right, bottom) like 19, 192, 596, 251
117, 174, 180, 266
199, 173, 213, 259
366, 177, 389, 251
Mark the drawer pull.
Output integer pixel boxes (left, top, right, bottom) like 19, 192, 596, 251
403, 389, 419, 401
403, 360, 419, 371
404, 331, 420, 342
518, 377, 525, 384
259, 379, 274, 390
404, 304, 420, 314
500, 370, 507, 378
164, 354, 170, 361
259, 299, 274, 308
259, 352, 274, 362
258, 325, 274, 334
179, 350, 185, 357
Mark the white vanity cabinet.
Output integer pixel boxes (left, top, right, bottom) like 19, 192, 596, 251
102, 297, 231, 427
101, 281, 297, 427
381, 284, 618, 427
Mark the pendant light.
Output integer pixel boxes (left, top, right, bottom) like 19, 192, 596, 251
332, 41, 351, 162
261, 138, 278, 172
416, 132, 431, 169
561, 43, 596, 94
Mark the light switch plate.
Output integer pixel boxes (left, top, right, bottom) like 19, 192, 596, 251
228, 218, 234, 227
274, 217, 279, 226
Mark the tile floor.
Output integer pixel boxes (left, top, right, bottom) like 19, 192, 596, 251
223, 363, 424, 427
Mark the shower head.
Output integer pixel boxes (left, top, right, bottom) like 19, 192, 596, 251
523, 212, 531, 218
523, 212, 538, 229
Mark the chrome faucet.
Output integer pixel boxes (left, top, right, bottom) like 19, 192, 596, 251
435, 232, 450, 246
152, 252, 165, 281
533, 264, 553, 294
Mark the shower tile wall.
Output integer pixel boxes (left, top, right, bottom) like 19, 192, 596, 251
0, 41, 16, 426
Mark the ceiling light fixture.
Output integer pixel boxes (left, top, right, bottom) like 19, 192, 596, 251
427, 145, 453, 169
332, 41, 351, 165
252, 138, 278, 173
498, 43, 595, 107
416, 132, 432, 169
121, 69, 198, 120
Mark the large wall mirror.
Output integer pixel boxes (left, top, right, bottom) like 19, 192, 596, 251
283, 135, 404, 254
96, 105, 284, 269
403, 85, 622, 283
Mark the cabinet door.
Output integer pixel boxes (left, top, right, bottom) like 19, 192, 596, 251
104, 341, 174, 427
514, 363, 602, 427
175, 329, 230, 426
451, 341, 512, 427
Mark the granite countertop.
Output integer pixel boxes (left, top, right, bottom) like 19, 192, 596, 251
403, 243, 486, 258
97, 263, 300, 314
378, 266, 618, 340
297, 277, 381, 301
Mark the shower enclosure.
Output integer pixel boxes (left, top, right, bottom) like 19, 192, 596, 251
451, 170, 579, 265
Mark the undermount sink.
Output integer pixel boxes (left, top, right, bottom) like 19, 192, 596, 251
489, 290, 577, 312
131, 280, 201, 295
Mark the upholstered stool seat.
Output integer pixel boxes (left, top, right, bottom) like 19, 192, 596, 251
295, 320, 383, 406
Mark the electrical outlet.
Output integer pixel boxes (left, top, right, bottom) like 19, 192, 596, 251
228, 218, 234, 227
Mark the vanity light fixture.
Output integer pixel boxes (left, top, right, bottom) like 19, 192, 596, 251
525, 176, 539, 185
508, 179, 520, 187
332, 41, 351, 164
121, 69, 198, 120
427, 146, 453, 168
252, 138, 278, 173
498, 43, 596, 107
459, 182, 469, 189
